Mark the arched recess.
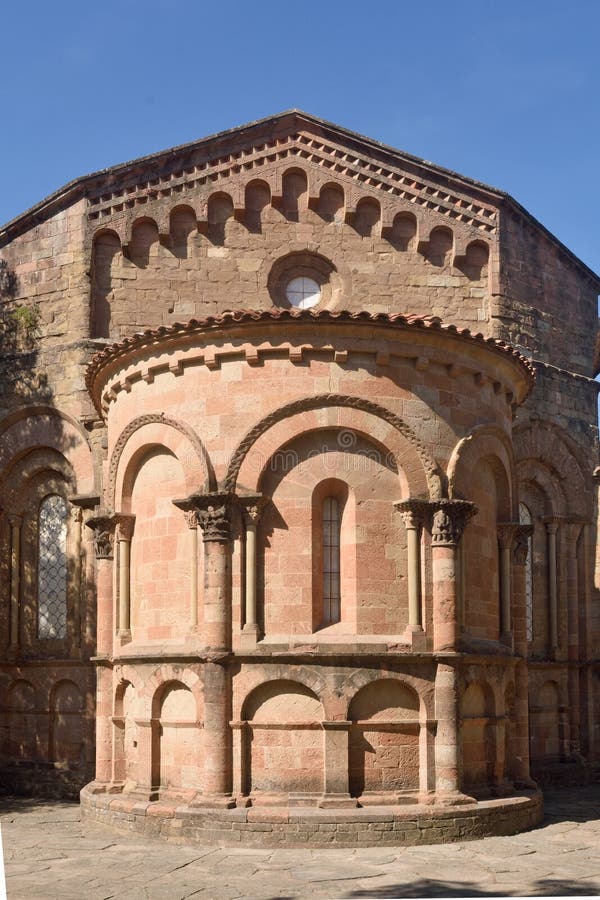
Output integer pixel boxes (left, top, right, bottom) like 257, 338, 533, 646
529, 679, 561, 765
256, 428, 405, 638
240, 679, 324, 798
110, 414, 214, 507
6, 680, 37, 761
91, 228, 121, 337
447, 424, 517, 514
244, 180, 271, 232
348, 679, 421, 799
151, 680, 201, 794
130, 217, 159, 268
281, 168, 308, 221
461, 679, 496, 796
225, 394, 441, 499
0, 407, 95, 497
318, 183, 344, 223
169, 205, 197, 259
113, 679, 138, 786
513, 420, 589, 519
207, 191, 234, 244
448, 425, 515, 642
354, 197, 381, 237
50, 679, 84, 765
127, 445, 189, 641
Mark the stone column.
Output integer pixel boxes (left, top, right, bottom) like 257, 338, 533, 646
544, 518, 559, 655
434, 661, 469, 803
115, 514, 135, 637
497, 523, 518, 643
430, 500, 475, 804
190, 492, 235, 807
86, 514, 117, 657
8, 514, 22, 655
319, 721, 356, 808
430, 500, 477, 653
69, 506, 83, 649
566, 519, 583, 756
239, 496, 267, 647
173, 499, 202, 631
395, 499, 430, 632
512, 524, 535, 788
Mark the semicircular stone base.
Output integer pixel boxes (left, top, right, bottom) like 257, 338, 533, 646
81, 786, 543, 848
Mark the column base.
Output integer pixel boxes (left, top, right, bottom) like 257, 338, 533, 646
318, 793, 357, 809
434, 790, 475, 807
403, 625, 427, 651
190, 794, 237, 809
240, 623, 261, 648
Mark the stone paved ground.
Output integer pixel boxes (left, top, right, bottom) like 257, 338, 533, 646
1, 786, 600, 899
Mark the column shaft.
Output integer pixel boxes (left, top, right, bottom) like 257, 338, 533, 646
547, 523, 559, 652
406, 524, 422, 629
245, 521, 257, 628
9, 516, 22, 650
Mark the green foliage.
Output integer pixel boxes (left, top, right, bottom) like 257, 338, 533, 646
9, 303, 40, 336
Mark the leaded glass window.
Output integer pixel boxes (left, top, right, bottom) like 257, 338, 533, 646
519, 502, 533, 643
38, 495, 68, 639
322, 496, 341, 625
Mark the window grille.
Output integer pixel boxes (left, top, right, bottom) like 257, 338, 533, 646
38, 495, 68, 639
322, 496, 341, 625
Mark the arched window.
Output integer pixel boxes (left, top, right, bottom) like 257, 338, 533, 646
519, 502, 533, 643
322, 496, 341, 625
38, 495, 68, 639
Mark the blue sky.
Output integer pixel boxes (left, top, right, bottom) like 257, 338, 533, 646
1, 0, 599, 275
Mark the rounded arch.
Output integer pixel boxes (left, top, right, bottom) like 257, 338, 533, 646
354, 196, 381, 237
152, 679, 198, 721
109, 413, 214, 507
447, 424, 516, 518
234, 666, 328, 720
462, 679, 495, 717
0, 407, 95, 496
242, 679, 323, 723
225, 394, 442, 499
348, 678, 420, 721
342, 670, 431, 720
142, 664, 203, 720
513, 420, 589, 517
1, 446, 75, 514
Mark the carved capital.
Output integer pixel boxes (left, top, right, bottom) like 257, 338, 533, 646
86, 514, 118, 559
430, 499, 477, 547
513, 524, 533, 565
394, 498, 431, 530
115, 513, 135, 542
174, 493, 234, 542
497, 522, 519, 550
7, 514, 23, 529
239, 495, 268, 527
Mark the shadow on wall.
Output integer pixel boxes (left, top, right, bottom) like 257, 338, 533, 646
346, 879, 599, 897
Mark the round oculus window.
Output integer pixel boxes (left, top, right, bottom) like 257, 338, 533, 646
285, 276, 321, 309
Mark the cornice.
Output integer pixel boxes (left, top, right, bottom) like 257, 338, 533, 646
85, 307, 536, 418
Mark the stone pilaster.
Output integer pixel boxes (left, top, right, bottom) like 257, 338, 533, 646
544, 517, 560, 655
511, 523, 535, 788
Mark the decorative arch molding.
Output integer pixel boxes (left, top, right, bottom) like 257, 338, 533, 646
0, 406, 95, 496
513, 419, 589, 517
518, 459, 569, 517
447, 423, 517, 518
224, 394, 442, 499
234, 667, 329, 720
341, 670, 432, 721
108, 413, 215, 507
0, 447, 74, 514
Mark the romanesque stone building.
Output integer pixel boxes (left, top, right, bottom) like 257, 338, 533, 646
0, 111, 598, 845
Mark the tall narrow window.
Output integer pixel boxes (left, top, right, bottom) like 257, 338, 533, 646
38, 495, 68, 639
322, 496, 341, 625
519, 502, 534, 643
